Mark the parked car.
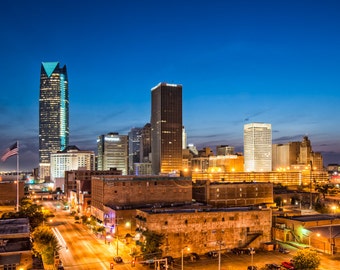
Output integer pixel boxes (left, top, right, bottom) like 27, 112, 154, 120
162, 256, 174, 264
113, 256, 123, 263
206, 251, 218, 258
247, 266, 258, 270
279, 247, 290, 254
265, 263, 281, 270
189, 252, 200, 261
281, 261, 294, 269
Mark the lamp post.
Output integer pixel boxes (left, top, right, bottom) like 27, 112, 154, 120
249, 248, 255, 269
181, 246, 189, 270
216, 239, 225, 270
309, 161, 313, 210
330, 205, 337, 255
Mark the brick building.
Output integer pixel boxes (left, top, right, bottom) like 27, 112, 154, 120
65, 168, 122, 214
136, 206, 272, 257
193, 181, 273, 207
91, 176, 192, 222
0, 181, 25, 206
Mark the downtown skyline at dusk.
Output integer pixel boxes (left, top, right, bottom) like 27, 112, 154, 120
1, 0, 340, 170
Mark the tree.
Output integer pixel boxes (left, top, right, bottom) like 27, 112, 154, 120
32, 225, 60, 265
292, 249, 321, 270
141, 230, 164, 260
315, 184, 330, 199
1, 198, 44, 229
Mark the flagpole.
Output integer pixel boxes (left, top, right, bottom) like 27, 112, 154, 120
16, 140, 19, 212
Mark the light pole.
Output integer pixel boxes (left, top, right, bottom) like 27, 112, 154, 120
309, 161, 313, 210
249, 248, 255, 269
181, 246, 189, 270
330, 205, 336, 255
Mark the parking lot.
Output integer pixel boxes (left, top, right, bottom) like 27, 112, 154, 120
159, 246, 340, 270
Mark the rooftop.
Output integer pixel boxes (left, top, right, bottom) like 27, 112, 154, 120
0, 218, 30, 236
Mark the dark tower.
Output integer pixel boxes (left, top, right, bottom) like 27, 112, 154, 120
151, 83, 182, 175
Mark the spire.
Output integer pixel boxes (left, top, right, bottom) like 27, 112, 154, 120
42, 62, 59, 77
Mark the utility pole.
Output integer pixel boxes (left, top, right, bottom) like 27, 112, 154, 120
309, 160, 313, 210
115, 217, 124, 256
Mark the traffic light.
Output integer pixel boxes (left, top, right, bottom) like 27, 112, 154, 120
110, 262, 114, 269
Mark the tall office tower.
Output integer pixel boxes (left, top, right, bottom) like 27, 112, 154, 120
128, 127, 142, 174
244, 123, 272, 172
39, 62, 69, 181
140, 123, 151, 162
151, 83, 183, 175
97, 132, 128, 175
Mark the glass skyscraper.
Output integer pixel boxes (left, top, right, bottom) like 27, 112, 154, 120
39, 62, 69, 180
151, 83, 183, 175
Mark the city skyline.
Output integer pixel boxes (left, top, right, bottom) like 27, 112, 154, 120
1, 1, 340, 170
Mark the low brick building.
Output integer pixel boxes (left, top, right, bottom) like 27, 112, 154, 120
0, 181, 24, 206
274, 214, 340, 254
193, 181, 273, 207
136, 206, 272, 257
91, 176, 192, 222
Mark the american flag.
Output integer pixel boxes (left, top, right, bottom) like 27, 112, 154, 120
1, 142, 18, 162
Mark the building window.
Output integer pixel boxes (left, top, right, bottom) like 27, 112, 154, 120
222, 217, 225, 222
164, 221, 168, 225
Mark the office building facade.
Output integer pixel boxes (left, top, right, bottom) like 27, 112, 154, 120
151, 83, 183, 175
97, 132, 128, 175
39, 62, 69, 180
244, 123, 272, 172
50, 145, 95, 188
128, 127, 142, 174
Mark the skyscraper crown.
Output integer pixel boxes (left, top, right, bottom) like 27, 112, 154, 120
42, 62, 59, 77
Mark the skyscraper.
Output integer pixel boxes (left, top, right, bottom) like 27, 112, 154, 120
128, 127, 142, 174
244, 123, 272, 172
97, 132, 128, 175
39, 62, 69, 181
140, 123, 151, 163
151, 82, 183, 175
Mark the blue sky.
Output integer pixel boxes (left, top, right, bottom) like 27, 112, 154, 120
1, 0, 340, 170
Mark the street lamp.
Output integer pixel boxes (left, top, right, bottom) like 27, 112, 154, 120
181, 246, 190, 270
249, 248, 255, 269
330, 205, 337, 255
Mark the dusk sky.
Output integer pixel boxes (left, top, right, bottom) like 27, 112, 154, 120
1, 0, 340, 170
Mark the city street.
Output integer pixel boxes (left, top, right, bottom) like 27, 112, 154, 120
43, 200, 340, 270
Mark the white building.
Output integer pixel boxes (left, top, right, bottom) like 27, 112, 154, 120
50, 146, 95, 189
244, 123, 272, 172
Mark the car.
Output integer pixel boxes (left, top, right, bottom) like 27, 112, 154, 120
247, 266, 258, 270
206, 251, 218, 258
281, 261, 294, 269
265, 263, 281, 270
278, 247, 290, 254
162, 256, 174, 264
113, 256, 123, 263
189, 252, 200, 261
